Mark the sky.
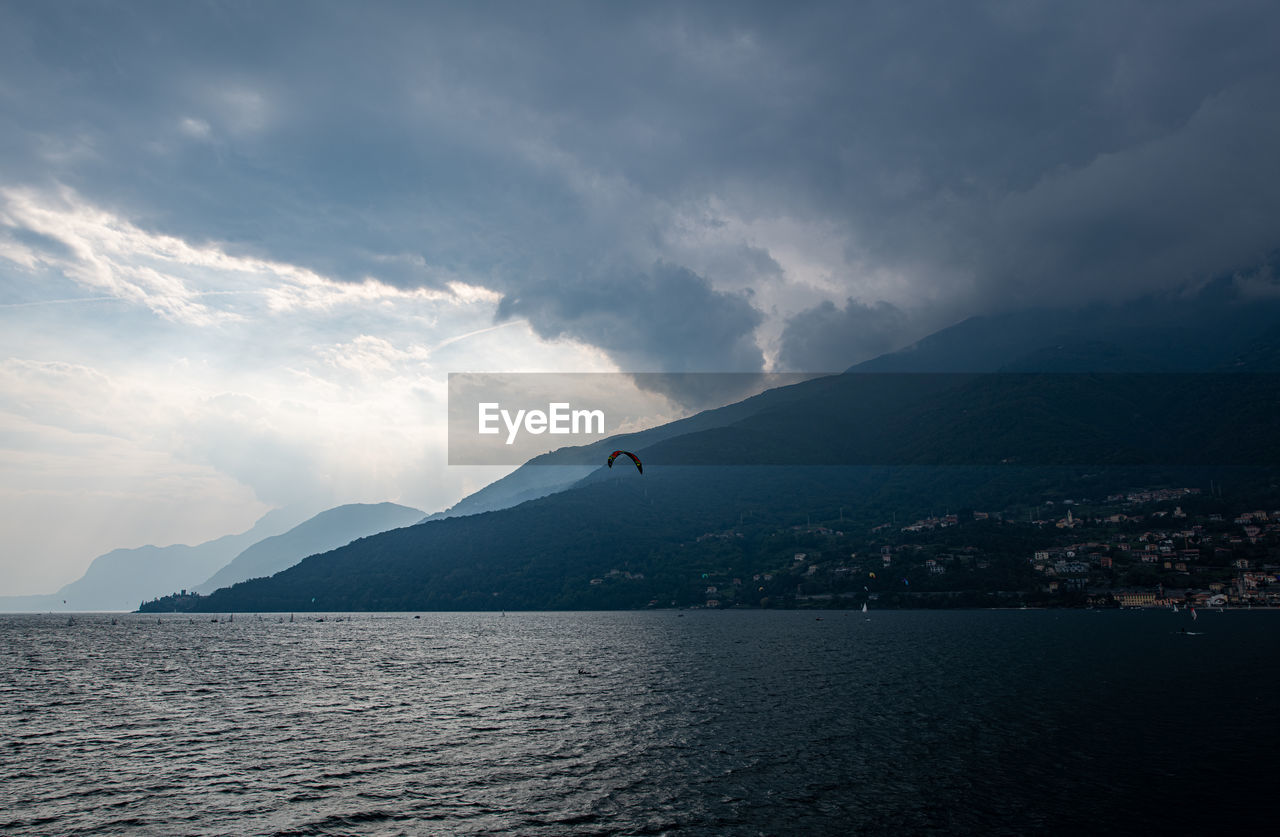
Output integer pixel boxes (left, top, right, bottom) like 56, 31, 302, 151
2, 0, 1279, 594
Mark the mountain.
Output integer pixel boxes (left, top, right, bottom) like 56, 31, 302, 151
425, 290, 1280, 526
147, 370, 1279, 612
0, 507, 309, 612
194, 502, 425, 593
852, 285, 1280, 374
138, 289, 1280, 613
421, 373, 826, 521
419, 465, 595, 522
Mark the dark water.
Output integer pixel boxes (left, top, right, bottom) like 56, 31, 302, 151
2, 609, 1277, 835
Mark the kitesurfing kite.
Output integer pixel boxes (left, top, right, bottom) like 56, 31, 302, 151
607, 450, 642, 474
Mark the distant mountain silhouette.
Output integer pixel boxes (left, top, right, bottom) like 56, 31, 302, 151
0, 507, 309, 612
194, 502, 425, 593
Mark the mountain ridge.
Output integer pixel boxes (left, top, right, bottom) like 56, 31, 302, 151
146, 371, 1279, 611
0, 507, 309, 612
193, 502, 426, 594
135, 289, 1280, 612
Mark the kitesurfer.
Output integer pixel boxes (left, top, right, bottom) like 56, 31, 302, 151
607, 450, 642, 473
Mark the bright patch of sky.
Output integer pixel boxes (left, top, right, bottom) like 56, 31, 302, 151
0, 186, 617, 592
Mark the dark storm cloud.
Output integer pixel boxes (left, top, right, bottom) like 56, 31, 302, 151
3, 0, 1279, 374
777, 299, 907, 372
496, 262, 763, 373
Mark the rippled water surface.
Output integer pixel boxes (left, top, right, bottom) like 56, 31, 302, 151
3, 609, 1278, 835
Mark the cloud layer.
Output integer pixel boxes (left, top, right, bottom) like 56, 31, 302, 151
4, 2, 1275, 369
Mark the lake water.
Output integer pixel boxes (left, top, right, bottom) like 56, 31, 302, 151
2, 609, 1277, 835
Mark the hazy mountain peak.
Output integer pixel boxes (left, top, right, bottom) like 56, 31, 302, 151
0, 506, 307, 612
193, 502, 426, 594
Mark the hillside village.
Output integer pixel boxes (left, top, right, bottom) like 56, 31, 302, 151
645, 485, 1280, 610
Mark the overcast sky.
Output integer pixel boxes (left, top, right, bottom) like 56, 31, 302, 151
3, 1, 1279, 594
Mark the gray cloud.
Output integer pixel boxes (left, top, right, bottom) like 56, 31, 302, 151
976, 77, 1280, 308
496, 261, 763, 374
777, 299, 908, 371
3, 0, 1279, 374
